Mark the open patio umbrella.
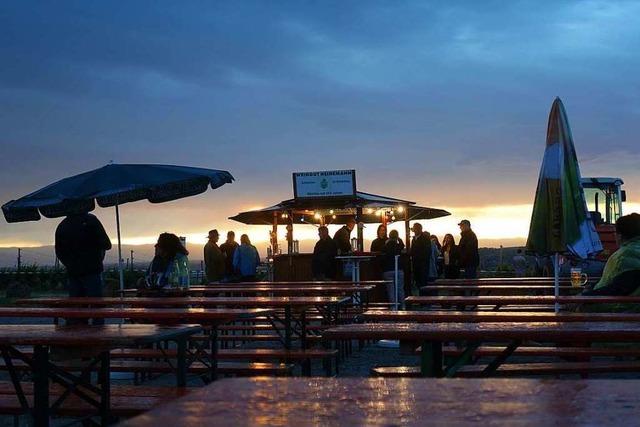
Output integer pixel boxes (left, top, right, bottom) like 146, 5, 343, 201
2, 163, 234, 290
526, 98, 602, 311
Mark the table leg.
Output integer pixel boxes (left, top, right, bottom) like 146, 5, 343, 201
420, 341, 443, 377
98, 351, 111, 426
284, 306, 292, 349
209, 326, 218, 382
32, 345, 50, 427
176, 338, 187, 387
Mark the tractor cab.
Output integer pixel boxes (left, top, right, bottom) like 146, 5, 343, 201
582, 177, 626, 259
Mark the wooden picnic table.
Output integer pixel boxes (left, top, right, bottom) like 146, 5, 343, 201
17, 297, 350, 349
120, 377, 640, 426
323, 321, 640, 377
433, 277, 599, 285
363, 310, 640, 323
0, 306, 272, 382
405, 295, 640, 310
204, 280, 390, 287
421, 285, 581, 296
0, 324, 200, 427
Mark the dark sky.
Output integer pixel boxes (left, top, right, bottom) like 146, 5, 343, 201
1, 0, 639, 248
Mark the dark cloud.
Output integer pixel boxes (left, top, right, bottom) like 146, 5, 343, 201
1, 0, 640, 245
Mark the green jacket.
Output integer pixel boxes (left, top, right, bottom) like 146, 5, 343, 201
586, 236, 640, 312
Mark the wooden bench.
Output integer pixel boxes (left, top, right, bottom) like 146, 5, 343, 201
0, 360, 294, 377
111, 347, 339, 376
0, 382, 190, 419
371, 361, 640, 378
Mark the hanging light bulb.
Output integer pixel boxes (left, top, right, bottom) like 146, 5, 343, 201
329, 209, 334, 214
397, 206, 404, 213
366, 208, 373, 214
314, 213, 321, 220
332, 215, 337, 219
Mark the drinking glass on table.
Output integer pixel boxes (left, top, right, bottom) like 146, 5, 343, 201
570, 268, 588, 287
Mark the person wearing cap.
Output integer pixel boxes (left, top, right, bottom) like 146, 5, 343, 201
458, 219, 479, 279
334, 217, 357, 255
204, 229, 225, 282
579, 213, 640, 312
410, 222, 431, 292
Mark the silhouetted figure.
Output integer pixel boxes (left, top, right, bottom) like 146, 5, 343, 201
204, 229, 225, 282
55, 212, 112, 325
312, 226, 337, 280
458, 219, 479, 279
442, 233, 460, 279
410, 223, 431, 293
334, 217, 356, 254
220, 231, 239, 281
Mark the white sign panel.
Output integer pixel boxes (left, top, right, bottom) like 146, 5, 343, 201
293, 170, 356, 199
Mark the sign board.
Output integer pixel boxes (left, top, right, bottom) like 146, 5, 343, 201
293, 170, 356, 199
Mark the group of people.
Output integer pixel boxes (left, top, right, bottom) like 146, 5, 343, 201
310, 216, 481, 304
203, 230, 260, 282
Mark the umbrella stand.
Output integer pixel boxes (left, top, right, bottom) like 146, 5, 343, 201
115, 202, 124, 292
554, 253, 560, 313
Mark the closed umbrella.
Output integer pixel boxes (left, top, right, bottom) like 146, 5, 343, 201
2, 163, 234, 290
526, 98, 602, 311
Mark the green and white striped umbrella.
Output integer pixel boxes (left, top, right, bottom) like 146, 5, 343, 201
526, 97, 602, 258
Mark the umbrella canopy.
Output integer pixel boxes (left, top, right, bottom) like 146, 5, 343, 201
229, 191, 450, 225
2, 163, 234, 292
2, 164, 234, 222
526, 98, 602, 258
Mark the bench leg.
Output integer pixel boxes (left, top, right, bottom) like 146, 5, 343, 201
176, 338, 187, 387
32, 345, 50, 427
420, 341, 443, 377
482, 340, 521, 376
98, 351, 111, 427
210, 326, 218, 382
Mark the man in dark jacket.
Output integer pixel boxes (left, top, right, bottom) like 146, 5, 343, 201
204, 229, 225, 282
220, 231, 239, 281
410, 223, 431, 291
55, 212, 112, 324
333, 217, 356, 254
458, 219, 479, 279
312, 226, 337, 280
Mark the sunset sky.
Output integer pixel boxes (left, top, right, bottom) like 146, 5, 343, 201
2, 1, 640, 255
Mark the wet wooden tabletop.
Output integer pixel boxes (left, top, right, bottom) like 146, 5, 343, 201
363, 310, 640, 323
16, 296, 351, 308
323, 321, 640, 342
406, 295, 640, 306
433, 277, 599, 285
125, 285, 375, 296
0, 307, 273, 322
0, 324, 202, 347
120, 377, 640, 426
204, 280, 390, 287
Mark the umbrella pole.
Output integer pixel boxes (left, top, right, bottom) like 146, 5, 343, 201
554, 253, 560, 313
115, 203, 124, 293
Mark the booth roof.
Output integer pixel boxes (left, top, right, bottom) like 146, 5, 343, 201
229, 191, 451, 225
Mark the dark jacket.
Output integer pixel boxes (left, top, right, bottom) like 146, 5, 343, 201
442, 244, 461, 279
410, 233, 431, 265
55, 213, 112, 277
458, 230, 479, 268
382, 238, 405, 272
370, 237, 387, 253
220, 241, 239, 276
204, 241, 225, 282
333, 226, 352, 254
312, 237, 338, 279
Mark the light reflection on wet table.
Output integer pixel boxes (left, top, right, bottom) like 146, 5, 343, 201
120, 377, 640, 426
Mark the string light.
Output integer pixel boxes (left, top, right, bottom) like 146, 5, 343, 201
397, 206, 404, 213
314, 213, 321, 220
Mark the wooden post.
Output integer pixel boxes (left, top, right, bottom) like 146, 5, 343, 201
272, 211, 279, 255
356, 207, 364, 252
404, 205, 411, 251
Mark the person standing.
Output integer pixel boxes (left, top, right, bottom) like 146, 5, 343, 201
410, 223, 431, 293
370, 224, 387, 252
458, 219, 480, 279
220, 231, 239, 281
382, 230, 405, 308
334, 217, 356, 255
428, 233, 440, 282
442, 233, 460, 279
512, 249, 528, 277
55, 212, 112, 325
312, 226, 337, 280
204, 229, 225, 282
233, 234, 260, 281
145, 233, 190, 289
